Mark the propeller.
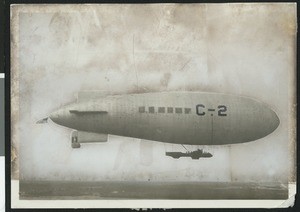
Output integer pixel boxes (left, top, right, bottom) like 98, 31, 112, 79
36, 117, 49, 124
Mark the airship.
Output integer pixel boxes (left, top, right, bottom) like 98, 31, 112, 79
38, 91, 280, 158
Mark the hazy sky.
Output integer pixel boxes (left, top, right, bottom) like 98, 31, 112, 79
12, 4, 296, 182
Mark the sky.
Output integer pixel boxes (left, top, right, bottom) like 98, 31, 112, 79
11, 4, 296, 182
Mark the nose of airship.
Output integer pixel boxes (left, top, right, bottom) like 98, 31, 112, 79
268, 109, 280, 134
256, 106, 280, 139
217, 100, 280, 145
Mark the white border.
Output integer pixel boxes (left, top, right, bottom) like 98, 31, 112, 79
0, 74, 4, 212
0, 157, 5, 212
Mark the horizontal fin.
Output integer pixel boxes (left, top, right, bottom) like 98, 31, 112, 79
69, 110, 108, 114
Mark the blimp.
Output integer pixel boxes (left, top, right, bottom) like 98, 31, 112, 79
38, 91, 280, 159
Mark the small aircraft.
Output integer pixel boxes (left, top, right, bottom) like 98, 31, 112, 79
37, 91, 280, 159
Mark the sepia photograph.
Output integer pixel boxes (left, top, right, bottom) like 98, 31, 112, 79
10, 3, 296, 208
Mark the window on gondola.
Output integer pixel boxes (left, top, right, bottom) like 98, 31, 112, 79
139, 106, 145, 113
158, 107, 165, 113
184, 108, 191, 114
149, 106, 155, 113
175, 108, 182, 114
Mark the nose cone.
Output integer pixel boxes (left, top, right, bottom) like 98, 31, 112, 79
267, 109, 280, 134
251, 106, 280, 140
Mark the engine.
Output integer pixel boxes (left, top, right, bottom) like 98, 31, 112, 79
71, 131, 108, 148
